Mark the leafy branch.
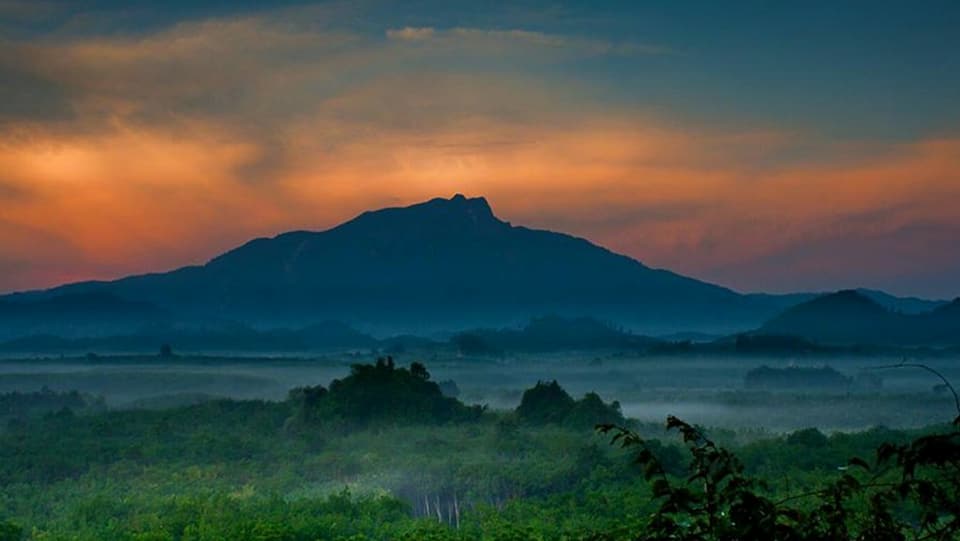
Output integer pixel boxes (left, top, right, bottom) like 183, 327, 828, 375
598, 413, 960, 540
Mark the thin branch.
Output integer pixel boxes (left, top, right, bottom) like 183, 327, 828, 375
774, 478, 956, 507
863, 359, 960, 421
774, 481, 889, 507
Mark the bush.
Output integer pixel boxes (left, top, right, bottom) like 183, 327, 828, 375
516, 380, 575, 425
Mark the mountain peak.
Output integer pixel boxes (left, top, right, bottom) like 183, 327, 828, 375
340, 193, 503, 234
760, 289, 890, 331
430, 193, 494, 217
806, 289, 886, 312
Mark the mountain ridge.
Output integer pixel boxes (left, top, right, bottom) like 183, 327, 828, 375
0, 195, 948, 338
756, 290, 960, 346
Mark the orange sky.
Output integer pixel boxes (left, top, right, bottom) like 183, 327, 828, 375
2, 5, 959, 297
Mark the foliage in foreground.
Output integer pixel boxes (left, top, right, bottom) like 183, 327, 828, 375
599, 415, 960, 540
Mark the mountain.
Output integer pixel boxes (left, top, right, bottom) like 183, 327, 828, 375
0, 321, 377, 354
759, 290, 902, 345
856, 289, 948, 314
0, 195, 943, 337
928, 298, 960, 343
933, 298, 960, 319
757, 290, 960, 346
0, 292, 169, 339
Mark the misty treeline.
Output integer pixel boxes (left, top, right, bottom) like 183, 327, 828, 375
285, 357, 485, 430
281, 358, 625, 526
0, 358, 957, 540
0, 387, 105, 419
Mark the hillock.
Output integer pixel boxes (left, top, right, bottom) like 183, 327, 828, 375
516, 380, 626, 429
288, 357, 484, 429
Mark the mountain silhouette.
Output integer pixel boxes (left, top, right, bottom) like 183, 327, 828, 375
0, 195, 938, 337
0, 320, 376, 354
0, 292, 169, 339
855, 288, 947, 314
757, 290, 960, 346
933, 298, 960, 318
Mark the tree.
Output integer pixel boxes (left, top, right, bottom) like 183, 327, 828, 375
410, 362, 430, 380
786, 427, 829, 448
517, 382, 623, 429
516, 380, 575, 425
564, 391, 625, 430
287, 359, 483, 429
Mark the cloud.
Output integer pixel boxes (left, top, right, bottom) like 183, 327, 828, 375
0, 178, 33, 201
0, 6, 957, 297
386, 26, 435, 41
385, 25, 667, 55
0, 0, 63, 21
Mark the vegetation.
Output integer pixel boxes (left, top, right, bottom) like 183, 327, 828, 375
0, 387, 105, 421
745, 365, 852, 390
0, 359, 956, 539
5, 310, 959, 361
516, 380, 626, 429
599, 415, 960, 540
287, 357, 485, 430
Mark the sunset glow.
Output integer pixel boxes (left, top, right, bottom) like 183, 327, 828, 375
2, 1, 958, 297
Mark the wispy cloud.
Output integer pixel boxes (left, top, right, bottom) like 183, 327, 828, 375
385, 25, 668, 55
386, 26, 435, 41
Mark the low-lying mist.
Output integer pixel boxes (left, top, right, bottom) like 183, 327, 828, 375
1, 351, 956, 431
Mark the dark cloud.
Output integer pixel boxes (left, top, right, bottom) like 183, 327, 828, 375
0, 55, 74, 124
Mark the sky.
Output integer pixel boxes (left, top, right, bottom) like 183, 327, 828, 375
1, 0, 958, 298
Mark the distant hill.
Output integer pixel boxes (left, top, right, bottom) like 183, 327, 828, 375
2, 195, 948, 337
757, 290, 960, 346
929, 298, 960, 343
933, 298, 960, 319
855, 288, 947, 314
0, 315, 657, 355
452, 315, 661, 354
